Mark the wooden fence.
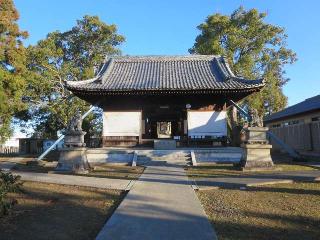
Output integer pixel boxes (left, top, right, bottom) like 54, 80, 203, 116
269, 121, 320, 152
0, 146, 20, 155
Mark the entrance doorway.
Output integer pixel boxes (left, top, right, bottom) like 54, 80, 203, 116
149, 118, 183, 139
143, 106, 186, 140
157, 122, 172, 138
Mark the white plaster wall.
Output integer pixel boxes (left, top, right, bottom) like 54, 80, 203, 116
187, 111, 227, 137
103, 111, 141, 136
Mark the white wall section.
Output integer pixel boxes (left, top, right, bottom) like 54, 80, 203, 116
103, 111, 141, 136
187, 111, 227, 137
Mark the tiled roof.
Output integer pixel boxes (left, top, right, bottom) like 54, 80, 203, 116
65, 55, 264, 95
264, 95, 320, 122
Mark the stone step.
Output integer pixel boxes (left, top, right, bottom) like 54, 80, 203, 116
137, 153, 191, 166
194, 149, 243, 164
137, 156, 191, 162
138, 155, 190, 159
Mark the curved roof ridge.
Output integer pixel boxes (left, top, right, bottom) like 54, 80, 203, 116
220, 57, 235, 77
65, 57, 111, 86
231, 76, 265, 85
65, 77, 98, 86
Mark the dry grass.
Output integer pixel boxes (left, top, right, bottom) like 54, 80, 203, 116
0, 181, 124, 240
187, 163, 319, 179
198, 182, 320, 240
85, 165, 145, 180
0, 157, 34, 164
12, 160, 56, 173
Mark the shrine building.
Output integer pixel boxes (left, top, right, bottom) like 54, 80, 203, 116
65, 55, 264, 147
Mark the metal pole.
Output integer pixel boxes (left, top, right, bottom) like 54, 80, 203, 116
266, 131, 300, 159
37, 105, 97, 161
229, 100, 252, 122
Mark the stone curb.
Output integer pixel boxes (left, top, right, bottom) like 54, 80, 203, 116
195, 178, 320, 191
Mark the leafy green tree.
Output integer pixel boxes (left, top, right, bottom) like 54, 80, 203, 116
0, 0, 28, 142
190, 6, 297, 116
21, 15, 125, 139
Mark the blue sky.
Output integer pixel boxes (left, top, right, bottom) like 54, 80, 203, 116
15, 0, 320, 106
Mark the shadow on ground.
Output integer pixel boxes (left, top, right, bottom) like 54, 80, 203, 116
0, 182, 125, 240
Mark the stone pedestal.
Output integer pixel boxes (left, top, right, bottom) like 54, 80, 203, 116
244, 127, 269, 144
55, 130, 90, 173
239, 127, 274, 171
56, 147, 89, 173
64, 130, 86, 147
240, 144, 273, 170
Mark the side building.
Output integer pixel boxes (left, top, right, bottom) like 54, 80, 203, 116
66, 55, 264, 147
265, 95, 320, 154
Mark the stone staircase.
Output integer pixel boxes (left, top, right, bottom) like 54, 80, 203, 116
136, 150, 191, 166
85, 147, 243, 166
193, 147, 243, 164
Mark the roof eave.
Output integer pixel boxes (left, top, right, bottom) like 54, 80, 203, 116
264, 108, 320, 123
66, 86, 264, 97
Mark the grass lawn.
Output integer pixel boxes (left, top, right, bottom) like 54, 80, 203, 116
0, 157, 35, 164
12, 161, 145, 180
198, 182, 320, 240
86, 164, 144, 180
12, 160, 57, 173
0, 181, 124, 240
187, 163, 320, 179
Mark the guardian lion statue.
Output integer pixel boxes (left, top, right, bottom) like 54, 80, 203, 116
67, 111, 82, 132
248, 108, 263, 127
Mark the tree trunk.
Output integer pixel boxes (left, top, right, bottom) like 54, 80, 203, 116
230, 106, 241, 146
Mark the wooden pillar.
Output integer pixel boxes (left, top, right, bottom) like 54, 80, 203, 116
139, 110, 143, 145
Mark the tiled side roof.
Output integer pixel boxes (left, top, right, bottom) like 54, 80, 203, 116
264, 95, 320, 122
66, 55, 264, 95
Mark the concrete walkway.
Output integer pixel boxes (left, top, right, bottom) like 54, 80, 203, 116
1, 159, 133, 190
12, 171, 133, 190
96, 158, 217, 240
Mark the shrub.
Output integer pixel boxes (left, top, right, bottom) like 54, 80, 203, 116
0, 170, 21, 216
